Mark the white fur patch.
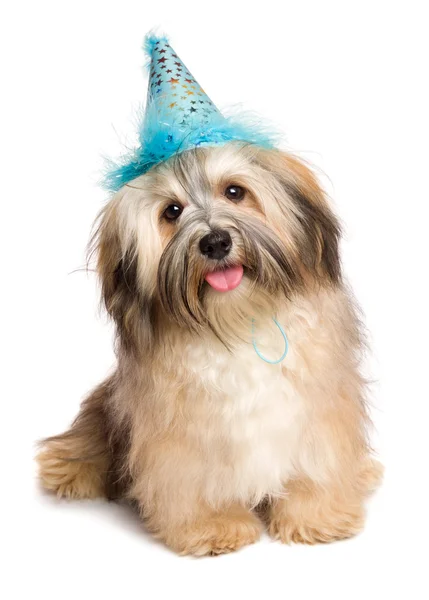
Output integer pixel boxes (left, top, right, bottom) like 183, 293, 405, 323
177, 310, 308, 507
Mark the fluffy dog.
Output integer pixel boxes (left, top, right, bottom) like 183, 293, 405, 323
37, 143, 382, 555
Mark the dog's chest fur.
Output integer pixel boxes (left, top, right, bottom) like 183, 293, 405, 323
134, 290, 345, 506
167, 311, 313, 505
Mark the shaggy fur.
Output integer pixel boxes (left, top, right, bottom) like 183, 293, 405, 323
37, 144, 382, 555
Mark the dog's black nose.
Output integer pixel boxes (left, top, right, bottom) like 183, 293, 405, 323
199, 230, 232, 260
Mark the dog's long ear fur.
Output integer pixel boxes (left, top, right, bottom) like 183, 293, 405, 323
89, 200, 153, 355
259, 150, 342, 285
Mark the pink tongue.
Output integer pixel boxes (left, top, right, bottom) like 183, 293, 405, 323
205, 265, 244, 292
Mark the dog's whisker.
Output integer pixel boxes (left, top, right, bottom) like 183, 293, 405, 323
68, 267, 97, 275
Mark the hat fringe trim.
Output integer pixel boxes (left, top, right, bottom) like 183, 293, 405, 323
103, 106, 281, 192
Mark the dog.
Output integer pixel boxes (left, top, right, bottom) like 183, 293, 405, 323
37, 142, 382, 555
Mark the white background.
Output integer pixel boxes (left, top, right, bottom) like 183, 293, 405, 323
2, 1, 428, 598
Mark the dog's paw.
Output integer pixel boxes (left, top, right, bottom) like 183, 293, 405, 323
165, 510, 262, 556
36, 443, 106, 500
269, 508, 364, 545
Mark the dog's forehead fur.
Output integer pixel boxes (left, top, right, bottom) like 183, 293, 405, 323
141, 144, 276, 212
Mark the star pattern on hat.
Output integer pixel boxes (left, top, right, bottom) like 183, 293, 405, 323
148, 40, 219, 131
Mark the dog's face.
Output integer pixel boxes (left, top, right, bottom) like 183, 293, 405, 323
93, 144, 341, 351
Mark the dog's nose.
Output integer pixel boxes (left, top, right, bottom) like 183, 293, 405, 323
199, 230, 232, 260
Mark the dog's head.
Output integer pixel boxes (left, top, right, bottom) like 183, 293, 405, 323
92, 144, 341, 352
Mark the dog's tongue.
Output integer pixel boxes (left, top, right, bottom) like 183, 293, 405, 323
205, 265, 244, 292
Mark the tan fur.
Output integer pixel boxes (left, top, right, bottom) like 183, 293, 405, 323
37, 445, 107, 500
268, 459, 383, 544
37, 144, 382, 555
152, 504, 262, 556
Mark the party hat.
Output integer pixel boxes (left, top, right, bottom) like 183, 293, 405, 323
104, 33, 277, 191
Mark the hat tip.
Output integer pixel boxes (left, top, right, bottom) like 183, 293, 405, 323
143, 31, 169, 59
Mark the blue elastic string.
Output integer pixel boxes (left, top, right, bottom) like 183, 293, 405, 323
251, 318, 289, 365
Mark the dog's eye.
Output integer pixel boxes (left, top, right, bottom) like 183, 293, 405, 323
163, 204, 183, 221
224, 185, 245, 202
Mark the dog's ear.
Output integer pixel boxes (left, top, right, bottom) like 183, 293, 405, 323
89, 200, 153, 354
261, 151, 342, 284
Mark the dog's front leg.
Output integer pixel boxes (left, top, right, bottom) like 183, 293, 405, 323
267, 403, 383, 544
130, 445, 262, 556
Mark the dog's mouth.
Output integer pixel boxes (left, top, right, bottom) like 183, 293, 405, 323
204, 265, 244, 292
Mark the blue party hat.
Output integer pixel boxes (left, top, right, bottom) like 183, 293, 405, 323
104, 34, 278, 191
